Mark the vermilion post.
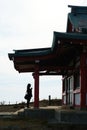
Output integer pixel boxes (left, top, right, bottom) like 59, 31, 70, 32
80, 52, 86, 109
33, 65, 39, 108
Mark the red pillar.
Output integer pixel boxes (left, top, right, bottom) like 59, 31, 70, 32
80, 52, 86, 109
33, 65, 39, 108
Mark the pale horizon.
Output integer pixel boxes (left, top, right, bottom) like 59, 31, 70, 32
0, 0, 86, 104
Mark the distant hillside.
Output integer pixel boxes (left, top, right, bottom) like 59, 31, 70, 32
39, 99, 62, 107
0, 99, 62, 112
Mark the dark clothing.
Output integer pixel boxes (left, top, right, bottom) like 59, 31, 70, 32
24, 84, 32, 108
27, 88, 32, 98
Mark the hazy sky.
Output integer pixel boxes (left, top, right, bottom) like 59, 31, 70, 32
0, 0, 86, 104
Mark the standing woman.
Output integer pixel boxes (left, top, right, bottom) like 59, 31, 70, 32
24, 83, 32, 108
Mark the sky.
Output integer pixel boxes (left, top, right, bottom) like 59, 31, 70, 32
0, 0, 86, 104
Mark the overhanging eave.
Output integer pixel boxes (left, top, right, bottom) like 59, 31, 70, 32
8, 32, 86, 74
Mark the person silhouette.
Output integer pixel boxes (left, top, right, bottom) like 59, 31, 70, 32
24, 83, 32, 108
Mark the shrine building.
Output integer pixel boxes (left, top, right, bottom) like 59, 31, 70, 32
8, 5, 87, 109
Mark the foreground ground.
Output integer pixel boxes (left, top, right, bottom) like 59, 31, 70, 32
0, 99, 86, 130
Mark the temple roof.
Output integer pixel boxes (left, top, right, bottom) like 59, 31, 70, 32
67, 5, 87, 33
68, 13, 87, 29
8, 31, 86, 74
68, 5, 87, 14
9, 47, 51, 59
8, 5, 87, 75
52, 31, 87, 50
9, 31, 87, 60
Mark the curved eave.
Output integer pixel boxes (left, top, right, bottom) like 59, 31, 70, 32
8, 48, 55, 73
8, 32, 86, 73
68, 13, 87, 29
68, 5, 87, 14
52, 31, 87, 51
8, 47, 51, 60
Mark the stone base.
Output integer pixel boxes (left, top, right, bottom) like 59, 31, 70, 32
18, 108, 55, 119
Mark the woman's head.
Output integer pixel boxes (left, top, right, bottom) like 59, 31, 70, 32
27, 83, 31, 89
